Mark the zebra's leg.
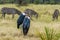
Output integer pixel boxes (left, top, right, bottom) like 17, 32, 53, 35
1, 13, 5, 19
36, 14, 38, 19
3, 13, 5, 19
12, 14, 14, 19
52, 17, 55, 21
1, 14, 3, 18
52, 15, 55, 21
56, 16, 58, 20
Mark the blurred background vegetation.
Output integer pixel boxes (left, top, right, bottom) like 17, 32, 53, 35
0, 0, 60, 4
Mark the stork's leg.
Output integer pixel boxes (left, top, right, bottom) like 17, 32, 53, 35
23, 25, 26, 35
23, 26, 29, 36
26, 27, 29, 35
17, 23, 20, 29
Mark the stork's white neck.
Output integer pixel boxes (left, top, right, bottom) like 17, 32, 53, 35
22, 13, 25, 15
28, 17, 30, 19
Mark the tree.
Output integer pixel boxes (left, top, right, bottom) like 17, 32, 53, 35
55, 0, 60, 4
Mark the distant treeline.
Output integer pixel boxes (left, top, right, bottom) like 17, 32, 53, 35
0, 0, 60, 4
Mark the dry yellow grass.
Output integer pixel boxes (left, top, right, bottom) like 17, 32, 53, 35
0, 4, 60, 40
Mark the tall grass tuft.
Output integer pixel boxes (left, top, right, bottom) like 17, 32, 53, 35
45, 27, 54, 40
35, 29, 46, 40
37, 27, 60, 40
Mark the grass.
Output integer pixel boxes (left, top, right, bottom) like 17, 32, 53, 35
0, 4, 60, 40
36, 27, 60, 40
